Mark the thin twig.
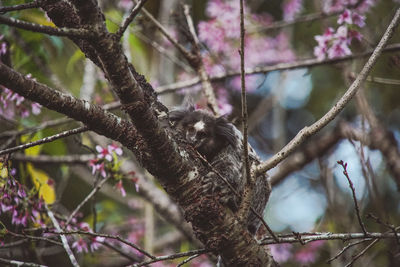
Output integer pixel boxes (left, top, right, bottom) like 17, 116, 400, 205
366, 213, 400, 245
11, 153, 94, 164
6, 230, 62, 246
344, 239, 379, 267
156, 43, 400, 94
237, 0, 254, 228
0, 126, 88, 156
337, 160, 368, 235
46, 204, 80, 267
0, 15, 93, 38
182, 4, 220, 115
116, 0, 148, 39
176, 254, 201, 267
255, 8, 400, 176
0, 101, 120, 138
65, 176, 110, 226
350, 72, 400, 85
128, 249, 210, 267
248, 1, 362, 33
141, 7, 193, 61
0, 257, 48, 267
101, 241, 141, 262
327, 239, 372, 263
260, 231, 400, 245
46, 230, 155, 259
0, 1, 40, 13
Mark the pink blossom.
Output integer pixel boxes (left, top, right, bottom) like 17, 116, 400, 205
216, 88, 232, 115
0, 203, 12, 213
294, 240, 325, 264
352, 12, 366, 27
283, 0, 303, 21
270, 243, 293, 263
335, 25, 349, 42
115, 180, 126, 197
90, 236, 105, 252
327, 40, 351, 58
349, 29, 363, 42
118, 0, 133, 11
338, 9, 353, 24
31, 103, 42, 115
0, 42, 6, 55
108, 144, 123, 156
96, 145, 113, 161
89, 160, 107, 178
72, 238, 89, 253
78, 222, 92, 232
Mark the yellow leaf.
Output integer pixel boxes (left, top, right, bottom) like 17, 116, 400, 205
27, 163, 56, 204
21, 133, 43, 156
0, 162, 7, 178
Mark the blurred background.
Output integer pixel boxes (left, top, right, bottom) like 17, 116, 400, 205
1, 0, 400, 266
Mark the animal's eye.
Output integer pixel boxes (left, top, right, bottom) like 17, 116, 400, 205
188, 126, 195, 134
197, 132, 207, 139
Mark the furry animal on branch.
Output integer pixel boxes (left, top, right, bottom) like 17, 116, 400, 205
169, 106, 271, 235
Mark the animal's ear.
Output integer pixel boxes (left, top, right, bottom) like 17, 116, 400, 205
169, 100, 195, 122
215, 117, 236, 147
183, 99, 195, 112
169, 109, 187, 122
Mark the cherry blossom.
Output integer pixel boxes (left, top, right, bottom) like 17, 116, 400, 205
108, 143, 123, 156
96, 145, 113, 162
72, 238, 89, 253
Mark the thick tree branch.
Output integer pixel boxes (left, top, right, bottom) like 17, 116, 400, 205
0, 63, 147, 164
0, 15, 93, 38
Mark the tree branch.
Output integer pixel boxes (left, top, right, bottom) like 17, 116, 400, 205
116, 0, 148, 40
255, 8, 400, 176
0, 1, 41, 13
0, 15, 93, 38
156, 43, 400, 94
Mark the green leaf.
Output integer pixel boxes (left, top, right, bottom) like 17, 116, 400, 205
66, 49, 85, 75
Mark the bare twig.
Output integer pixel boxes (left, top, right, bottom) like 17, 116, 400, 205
344, 239, 379, 267
327, 239, 372, 263
182, 4, 220, 115
260, 231, 400, 245
176, 254, 201, 267
0, 257, 48, 267
0, 15, 93, 38
0, 126, 88, 156
46, 230, 155, 259
11, 153, 94, 164
0, 1, 40, 13
255, 8, 400, 176
65, 175, 110, 226
337, 160, 368, 235
237, 0, 254, 228
0, 101, 121, 138
156, 43, 400, 94
6, 230, 62, 246
350, 72, 400, 86
116, 0, 148, 39
46, 204, 80, 267
366, 213, 400, 245
141, 7, 193, 61
128, 248, 210, 267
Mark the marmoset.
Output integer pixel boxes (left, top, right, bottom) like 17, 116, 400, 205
169, 106, 270, 235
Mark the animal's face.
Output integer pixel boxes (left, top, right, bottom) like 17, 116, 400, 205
170, 109, 236, 161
